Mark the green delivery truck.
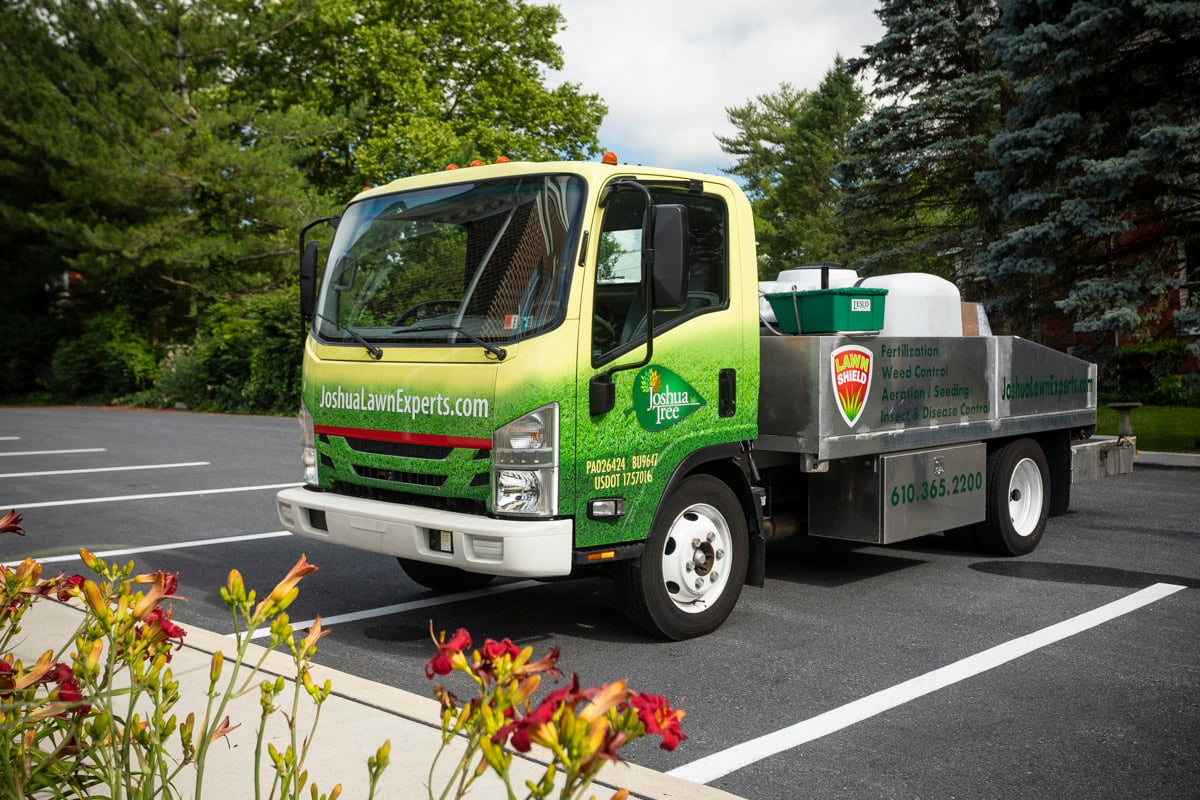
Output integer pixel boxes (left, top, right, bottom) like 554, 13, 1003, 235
275, 157, 1128, 640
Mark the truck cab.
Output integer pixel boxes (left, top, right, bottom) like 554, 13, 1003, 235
276, 159, 761, 640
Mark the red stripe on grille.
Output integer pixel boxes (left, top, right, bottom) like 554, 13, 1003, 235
315, 425, 491, 450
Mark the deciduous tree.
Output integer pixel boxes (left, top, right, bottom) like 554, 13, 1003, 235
719, 58, 866, 278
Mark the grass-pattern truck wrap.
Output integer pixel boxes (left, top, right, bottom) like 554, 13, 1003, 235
276, 158, 1120, 640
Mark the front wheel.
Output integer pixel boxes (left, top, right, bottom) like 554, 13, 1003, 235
398, 558, 495, 592
615, 475, 748, 640
974, 438, 1050, 556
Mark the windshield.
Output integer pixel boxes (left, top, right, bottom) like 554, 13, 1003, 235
313, 173, 586, 350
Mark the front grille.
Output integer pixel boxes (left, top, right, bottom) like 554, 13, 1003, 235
332, 480, 487, 515
352, 465, 447, 487
344, 437, 453, 460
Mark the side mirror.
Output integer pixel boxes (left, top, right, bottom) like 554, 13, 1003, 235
650, 204, 689, 309
300, 239, 318, 318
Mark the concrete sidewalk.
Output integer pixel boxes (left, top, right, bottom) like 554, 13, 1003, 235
13, 600, 742, 800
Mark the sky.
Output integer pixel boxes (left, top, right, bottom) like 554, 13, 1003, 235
549, 0, 885, 178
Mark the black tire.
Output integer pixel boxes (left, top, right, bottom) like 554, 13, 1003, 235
1045, 430, 1072, 517
397, 558, 495, 592
615, 475, 748, 640
974, 438, 1050, 556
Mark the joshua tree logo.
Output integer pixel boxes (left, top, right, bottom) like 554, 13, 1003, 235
629, 365, 705, 431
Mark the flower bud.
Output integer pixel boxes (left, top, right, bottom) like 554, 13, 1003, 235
80, 549, 102, 572
225, 569, 245, 603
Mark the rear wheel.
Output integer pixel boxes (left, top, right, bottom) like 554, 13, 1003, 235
616, 475, 748, 640
973, 438, 1050, 556
397, 558, 495, 592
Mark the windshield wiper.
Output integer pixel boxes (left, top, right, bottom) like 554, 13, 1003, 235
394, 324, 507, 361
316, 314, 383, 360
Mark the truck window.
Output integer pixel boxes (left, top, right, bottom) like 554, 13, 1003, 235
312, 174, 586, 350
592, 190, 728, 363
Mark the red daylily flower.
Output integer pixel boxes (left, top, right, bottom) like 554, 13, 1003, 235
138, 605, 187, 657
49, 663, 91, 717
588, 728, 629, 767
631, 693, 687, 751
425, 626, 472, 678
44, 574, 85, 602
474, 637, 522, 682
481, 637, 521, 662
492, 675, 582, 753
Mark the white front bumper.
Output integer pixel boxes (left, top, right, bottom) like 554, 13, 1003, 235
276, 487, 573, 577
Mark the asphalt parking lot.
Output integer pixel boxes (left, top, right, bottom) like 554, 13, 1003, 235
3, 405, 1197, 799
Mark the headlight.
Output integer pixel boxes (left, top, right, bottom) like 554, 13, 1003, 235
493, 404, 558, 516
299, 402, 318, 486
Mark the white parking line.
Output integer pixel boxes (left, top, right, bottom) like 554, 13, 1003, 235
0, 448, 107, 457
240, 580, 541, 640
0, 461, 210, 479
0, 437, 19, 441
2, 530, 294, 567
11, 482, 302, 510
669, 582, 1188, 785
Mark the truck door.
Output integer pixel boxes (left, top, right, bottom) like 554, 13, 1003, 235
572, 182, 756, 556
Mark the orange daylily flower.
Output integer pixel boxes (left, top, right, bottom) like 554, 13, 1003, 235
0, 650, 56, 693
208, 715, 241, 744
0, 509, 25, 536
130, 570, 183, 620
298, 615, 330, 658
511, 645, 561, 681
252, 554, 318, 621
578, 680, 631, 724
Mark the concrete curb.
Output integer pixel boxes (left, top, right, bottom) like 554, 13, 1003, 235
12, 600, 744, 800
1134, 449, 1200, 470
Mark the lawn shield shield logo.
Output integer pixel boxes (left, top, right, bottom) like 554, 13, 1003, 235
629, 365, 706, 431
831, 345, 873, 427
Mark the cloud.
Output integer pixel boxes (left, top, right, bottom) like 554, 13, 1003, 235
549, 0, 884, 176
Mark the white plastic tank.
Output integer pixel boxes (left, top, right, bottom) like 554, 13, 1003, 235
855, 272, 963, 337
759, 265, 860, 323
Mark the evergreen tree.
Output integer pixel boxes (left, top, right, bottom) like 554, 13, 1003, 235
0, 0, 606, 405
978, 0, 1200, 340
0, 1, 329, 359
719, 58, 867, 278
838, 0, 1010, 283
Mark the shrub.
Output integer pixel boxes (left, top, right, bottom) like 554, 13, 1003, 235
0, 313, 71, 402
151, 288, 302, 414
1111, 340, 1196, 404
46, 311, 160, 401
